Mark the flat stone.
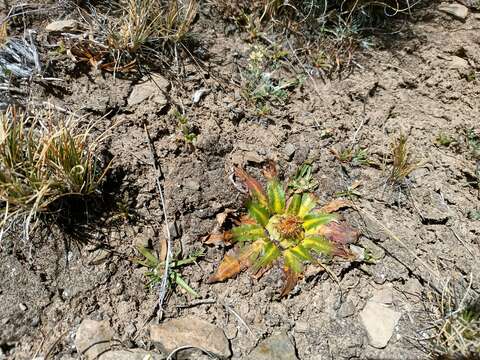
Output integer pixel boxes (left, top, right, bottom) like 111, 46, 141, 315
150, 316, 231, 359
439, 3, 469, 20
75, 319, 114, 360
371, 285, 394, 305
46, 20, 80, 32
99, 349, 164, 360
128, 75, 170, 107
284, 143, 296, 159
247, 332, 298, 360
359, 301, 401, 348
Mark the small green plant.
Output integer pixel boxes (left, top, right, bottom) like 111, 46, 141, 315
468, 209, 480, 221
332, 146, 370, 166
466, 129, 480, 159
136, 245, 204, 297
288, 163, 319, 193
387, 134, 421, 186
243, 45, 300, 110
0, 107, 109, 237
209, 162, 359, 296
174, 110, 197, 144
436, 133, 455, 147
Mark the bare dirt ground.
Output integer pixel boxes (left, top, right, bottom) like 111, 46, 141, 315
1, 2, 479, 359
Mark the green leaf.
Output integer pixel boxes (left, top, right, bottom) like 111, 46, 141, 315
253, 241, 280, 271
232, 224, 266, 242
136, 246, 159, 268
290, 244, 312, 261
284, 249, 304, 273
286, 193, 301, 215
297, 193, 317, 219
170, 271, 199, 297
247, 200, 270, 226
303, 212, 336, 233
267, 179, 286, 214
302, 235, 333, 255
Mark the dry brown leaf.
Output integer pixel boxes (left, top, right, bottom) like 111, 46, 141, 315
262, 159, 278, 180
203, 232, 228, 245
207, 255, 241, 283
319, 199, 353, 213
158, 237, 168, 262
280, 267, 299, 297
318, 222, 359, 245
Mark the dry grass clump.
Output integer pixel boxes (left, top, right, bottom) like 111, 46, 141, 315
0, 106, 110, 239
71, 0, 197, 72
214, 0, 420, 72
387, 134, 421, 187
420, 277, 480, 359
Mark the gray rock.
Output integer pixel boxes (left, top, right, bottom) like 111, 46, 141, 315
359, 301, 401, 348
184, 179, 201, 191
371, 285, 394, 305
439, 3, 469, 20
75, 319, 114, 360
46, 20, 79, 32
150, 316, 231, 359
99, 349, 164, 360
247, 332, 297, 360
338, 300, 356, 318
128, 75, 170, 107
192, 88, 210, 104
284, 143, 296, 159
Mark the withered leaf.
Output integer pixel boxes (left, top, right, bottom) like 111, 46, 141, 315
262, 159, 278, 180
319, 199, 353, 213
207, 255, 241, 283
280, 267, 299, 297
159, 237, 168, 262
234, 166, 268, 205
319, 222, 359, 245
202, 232, 228, 246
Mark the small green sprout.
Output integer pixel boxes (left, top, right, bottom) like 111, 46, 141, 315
174, 110, 197, 144
136, 246, 205, 298
288, 163, 319, 193
436, 133, 455, 147
332, 146, 370, 166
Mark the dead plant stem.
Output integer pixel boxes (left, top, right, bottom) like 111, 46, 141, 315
143, 122, 171, 321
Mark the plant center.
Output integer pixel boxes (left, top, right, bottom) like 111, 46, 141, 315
276, 214, 303, 241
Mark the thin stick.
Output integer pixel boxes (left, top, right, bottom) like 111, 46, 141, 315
223, 303, 255, 339
143, 122, 171, 321
166, 345, 218, 360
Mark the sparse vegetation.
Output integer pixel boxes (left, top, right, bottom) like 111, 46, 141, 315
332, 146, 370, 166
288, 163, 319, 193
466, 129, 480, 159
208, 162, 360, 296
136, 245, 204, 297
422, 278, 480, 359
387, 134, 421, 187
242, 45, 300, 112
174, 110, 197, 145
436, 133, 455, 147
0, 106, 110, 238
70, 0, 198, 71
216, 0, 420, 72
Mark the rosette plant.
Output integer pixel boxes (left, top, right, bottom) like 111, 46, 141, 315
209, 162, 359, 295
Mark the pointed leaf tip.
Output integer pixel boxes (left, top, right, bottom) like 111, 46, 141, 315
234, 166, 268, 206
